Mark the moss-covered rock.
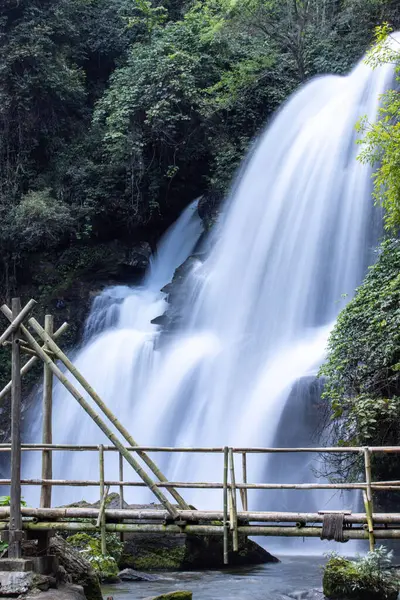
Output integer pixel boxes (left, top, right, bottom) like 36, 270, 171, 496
120, 529, 278, 571
142, 592, 192, 600
67, 532, 123, 583
323, 555, 399, 600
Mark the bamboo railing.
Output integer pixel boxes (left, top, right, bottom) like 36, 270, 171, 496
1, 299, 400, 565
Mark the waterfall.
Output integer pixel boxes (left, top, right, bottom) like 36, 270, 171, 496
27, 50, 393, 537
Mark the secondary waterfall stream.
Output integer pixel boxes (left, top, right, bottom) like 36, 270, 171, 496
26, 50, 394, 549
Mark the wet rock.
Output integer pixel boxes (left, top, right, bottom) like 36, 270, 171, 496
154, 255, 203, 334
198, 190, 223, 230
120, 242, 152, 275
118, 568, 161, 581
142, 592, 192, 600
0, 570, 33, 596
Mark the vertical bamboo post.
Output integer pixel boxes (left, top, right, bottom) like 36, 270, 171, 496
363, 447, 375, 551
229, 448, 239, 552
241, 452, 248, 512
9, 298, 23, 558
99, 445, 107, 555
119, 452, 124, 543
40, 315, 54, 509
223, 446, 229, 565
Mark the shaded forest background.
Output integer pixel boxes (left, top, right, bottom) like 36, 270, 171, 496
1, 0, 400, 393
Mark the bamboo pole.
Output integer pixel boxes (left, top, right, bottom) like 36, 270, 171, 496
98, 445, 107, 555
119, 453, 124, 510
8, 298, 23, 559
1, 443, 400, 455
2, 340, 55, 359
119, 453, 124, 542
223, 446, 229, 565
229, 448, 238, 552
0, 478, 387, 490
0, 521, 398, 539
240, 452, 248, 512
0, 299, 36, 345
0, 309, 179, 519
28, 316, 190, 511
0, 507, 399, 524
0, 320, 68, 402
40, 315, 54, 509
364, 447, 375, 551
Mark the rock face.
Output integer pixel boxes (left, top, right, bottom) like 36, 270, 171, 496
120, 530, 278, 571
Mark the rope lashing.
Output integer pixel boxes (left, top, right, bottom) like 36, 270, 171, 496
321, 512, 347, 543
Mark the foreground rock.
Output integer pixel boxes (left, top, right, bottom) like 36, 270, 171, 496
142, 592, 192, 600
25, 584, 86, 599
323, 555, 399, 600
48, 537, 102, 600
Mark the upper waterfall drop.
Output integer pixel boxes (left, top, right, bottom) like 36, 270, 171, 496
39, 51, 393, 513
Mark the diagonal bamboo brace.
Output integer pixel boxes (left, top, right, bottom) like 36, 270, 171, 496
0, 310, 68, 402
0, 299, 36, 345
28, 316, 190, 511
0, 307, 179, 519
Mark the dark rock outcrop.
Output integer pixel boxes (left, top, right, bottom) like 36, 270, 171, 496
120, 519, 278, 570
48, 537, 102, 600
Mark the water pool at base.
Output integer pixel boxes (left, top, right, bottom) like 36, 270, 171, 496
102, 556, 326, 600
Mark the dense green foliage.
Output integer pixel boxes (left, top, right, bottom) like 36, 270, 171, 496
357, 24, 400, 232
323, 547, 399, 600
67, 531, 123, 581
1, 0, 400, 301
320, 241, 400, 483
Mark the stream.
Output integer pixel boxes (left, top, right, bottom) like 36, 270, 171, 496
102, 556, 326, 600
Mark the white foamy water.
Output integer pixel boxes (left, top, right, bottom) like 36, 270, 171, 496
26, 49, 394, 545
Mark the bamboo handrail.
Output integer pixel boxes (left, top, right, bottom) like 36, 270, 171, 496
1, 443, 400, 454
0, 521, 399, 540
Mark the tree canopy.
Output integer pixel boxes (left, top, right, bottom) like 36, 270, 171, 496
1, 0, 399, 298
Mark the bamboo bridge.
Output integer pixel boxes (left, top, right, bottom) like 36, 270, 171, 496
1, 299, 400, 567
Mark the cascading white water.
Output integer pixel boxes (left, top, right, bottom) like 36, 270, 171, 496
27, 50, 394, 538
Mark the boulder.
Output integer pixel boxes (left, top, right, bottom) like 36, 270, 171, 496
120, 530, 278, 570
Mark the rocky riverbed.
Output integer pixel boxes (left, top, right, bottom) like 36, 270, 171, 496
102, 556, 327, 600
